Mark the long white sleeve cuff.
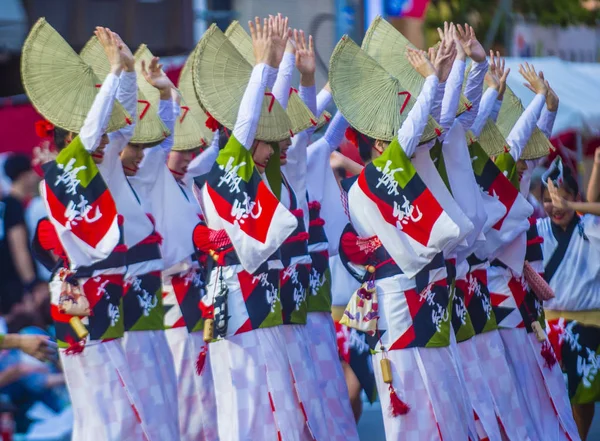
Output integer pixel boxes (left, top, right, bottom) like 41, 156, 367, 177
316, 89, 333, 116
491, 98, 502, 123
397, 75, 439, 158
79, 73, 121, 153
272, 53, 296, 110
431, 82, 446, 123
441, 59, 466, 131
186, 131, 220, 179
323, 112, 350, 153
460, 59, 488, 129
300, 85, 317, 118
232, 63, 279, 149
538, 107, 557, 138
507, 93, 546, 161
471, 88, 499, 137
158, 98, 176, 153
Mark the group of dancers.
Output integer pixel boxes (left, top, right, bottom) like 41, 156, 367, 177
19, 11, 600, 441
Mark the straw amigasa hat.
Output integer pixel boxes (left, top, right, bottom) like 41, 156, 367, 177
362, 16, 472, 119
494, 85, 553, 160
21, 18, 131, 134
329, 35, 441, 144
465, 120, 510, 157
224, 20, 330, 130
135, 45, 215, 151
193, 24, 316, 142
80, 36, 170, 146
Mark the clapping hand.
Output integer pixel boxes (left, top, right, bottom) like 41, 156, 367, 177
95, 27, 122, 75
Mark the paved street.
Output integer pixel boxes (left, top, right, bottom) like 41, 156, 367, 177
357, 402, 600, 440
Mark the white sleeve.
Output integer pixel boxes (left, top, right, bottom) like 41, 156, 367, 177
299, 85, 317, 117
272, 53, 296, 110
79, 72, 122, 153
470, 88, 499, 137
185, 130, 220, 179
506, 93, 545, 161
397, 74, 439, 158
316, 89, 333, 116
158, 98, 178, 153
440, 59, 466, 132
431, 82, 446, 123
519, 157, 544, 197
491, 98, 502, 123
232, 63, 279, 149
282, 131, 310, 218
323, 112, 350, 154
105, 71, 138, 151
537, 107, 557, 138
458, 59, 488, 130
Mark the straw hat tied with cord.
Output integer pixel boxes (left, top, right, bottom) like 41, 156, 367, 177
329, 33, 444, 162
193, 15, 313, 174
20, 20, 132, 162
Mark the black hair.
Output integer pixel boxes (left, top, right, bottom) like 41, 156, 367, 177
548, 162, 579, 197
219, 127, 231, 150
4, 153, 32, 182
356, 133, 375, 164
53, 127, 74, 151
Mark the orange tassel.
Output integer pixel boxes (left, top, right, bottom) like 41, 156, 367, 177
196, 346, 207, 375
388, 384, 410, 416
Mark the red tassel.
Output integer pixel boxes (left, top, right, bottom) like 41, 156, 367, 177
345, 127, 358, 148
35, 120, 55, 139
503, 145, 510, 153
196, 346, 207, 375
205, 113, 220, 132
64, 336, 85, 355
340, 231, 381, 265
541, 341, 557, 369
435, 128, 442, 137
388, 384, 409, 416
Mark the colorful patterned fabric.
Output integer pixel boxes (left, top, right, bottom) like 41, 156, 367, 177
449, 262, 476, 343
347, 137, 461, 279
163, 267, 207, 333
42, 136, 120, 269
307, 201, 332, 313
547, 317, 600, 404
520, 220, 546, 333
488, 264, 527, 329
465, 257, 498, 335
122, 271, 164, 332
50, 273, 124, 348
195, 135, 298, 274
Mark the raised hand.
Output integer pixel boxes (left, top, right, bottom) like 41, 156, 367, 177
95, 27, 122, 75
432, 37, 456, 83
112, 32, 135, 72
32, 141, 57, 166
406, 48, 437, 79
294, 29, 315, 77
547, 178, 571, 210
456, 23, 486, 63
490, 50, 510, 98
520, 62, 548, 96
141, 56, 173, 99
538, 71, 559, 111
271, 14, 291, 67
249, 15, 290, 68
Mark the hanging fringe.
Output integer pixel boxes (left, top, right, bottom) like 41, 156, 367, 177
64, 335, 85, 355
388, 384, 410, 416
195, 345, 207, 375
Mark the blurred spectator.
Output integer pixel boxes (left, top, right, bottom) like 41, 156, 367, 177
387, 0, 430, 49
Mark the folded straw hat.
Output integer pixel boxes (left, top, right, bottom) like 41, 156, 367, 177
224, 21, 321, 135
192, 24, 296, 142
21, 18, 130, 134
495, 85, 553, 160
466, 120, 509, 157
80, 36, 170, 146
362, 16, 472, 118
135, 45, 214, 151
329, 35, 440, 143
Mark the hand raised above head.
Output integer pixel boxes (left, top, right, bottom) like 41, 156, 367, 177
456, 23, 486, 63
406, 47, 437, 79
520, 62, 548, 96
295, 29, 315, 76
538, 71, 559, 111
112, 32, 135, 72
95, 27, 122, 74
432, 37, 456, 83
141, 56, 173, 97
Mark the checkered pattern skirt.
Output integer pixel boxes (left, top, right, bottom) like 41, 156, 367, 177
61, 339, 150, 441
165, 327, 219, 441
122, 330, 180, 441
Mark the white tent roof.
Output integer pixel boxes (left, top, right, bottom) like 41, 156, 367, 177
504, 57, 600, 137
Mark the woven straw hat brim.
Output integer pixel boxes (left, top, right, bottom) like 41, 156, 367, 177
362, 16, 472, 120
225, 21, 315, 136
314, 111, 332, 131
136, 45, 213, 151
329, 35, 439, 143
80, 37, 169, 145
193, 24, 292, 143
21, 18, 130, 134
494, 85, 552, 160
466, 120, 508, 157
